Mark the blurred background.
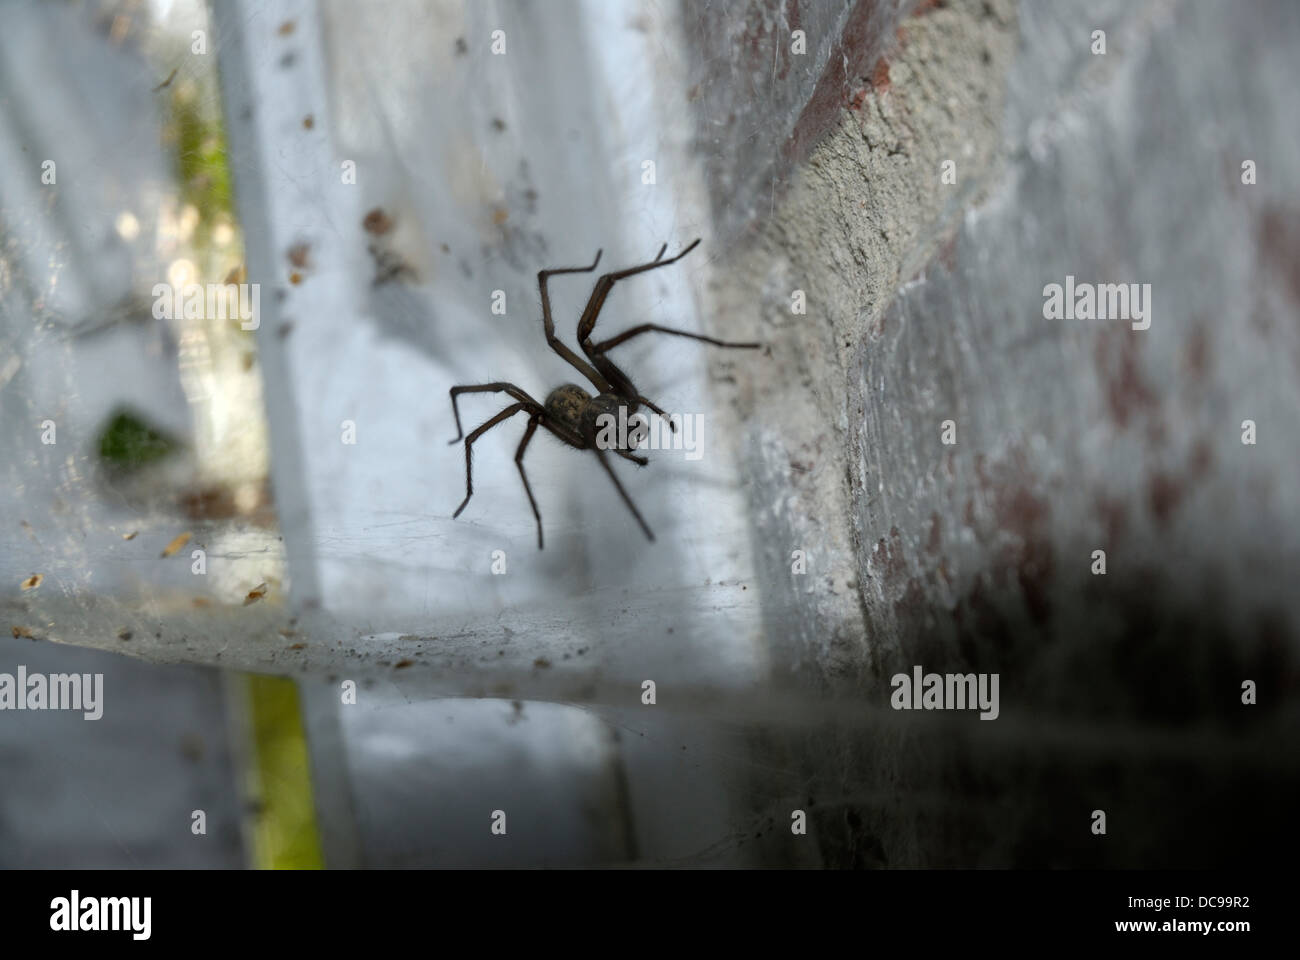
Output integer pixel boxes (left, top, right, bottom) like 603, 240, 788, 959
1, 0, 1297, 868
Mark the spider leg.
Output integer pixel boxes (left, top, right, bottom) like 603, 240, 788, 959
594, 449, 654, 541
514, 414, 545, 549
591, 323, 762, 354
633, 395, 676, 433
568, 240, 704, 405
538, 252, 611, 393
452, 402, 530, 520
575, 239, 701, 346
449, 382, 543, 443
614, 448, 649, 466
590, 322, 763, 433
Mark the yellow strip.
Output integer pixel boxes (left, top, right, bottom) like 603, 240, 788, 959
244, 674, 325, 869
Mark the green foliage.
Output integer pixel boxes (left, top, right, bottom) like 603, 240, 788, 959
168, 86, 233, 241
96, 408, 179, 471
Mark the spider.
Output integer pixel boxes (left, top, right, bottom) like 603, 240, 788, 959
448, 238, 761, 549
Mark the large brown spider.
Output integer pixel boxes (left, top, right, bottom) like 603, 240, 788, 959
448, 239, 760, 549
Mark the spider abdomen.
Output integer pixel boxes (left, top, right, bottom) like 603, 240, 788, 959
544, 384, 642, 448
544, 383, 592, 442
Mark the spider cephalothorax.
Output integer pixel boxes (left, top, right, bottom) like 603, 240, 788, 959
448, 239, 760, 549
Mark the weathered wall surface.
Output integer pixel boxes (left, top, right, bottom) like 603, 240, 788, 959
709, 0, 1020, 680
703, 0, 1300, 866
